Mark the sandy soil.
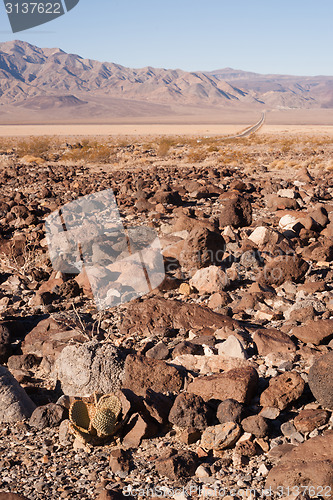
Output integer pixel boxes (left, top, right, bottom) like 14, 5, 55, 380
0, 123, 332, 138
0, 107, 332, 137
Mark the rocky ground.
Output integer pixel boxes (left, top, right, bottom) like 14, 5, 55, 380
0, 134, 332, 500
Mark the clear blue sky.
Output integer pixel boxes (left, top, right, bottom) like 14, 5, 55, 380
0, 0, 332, 75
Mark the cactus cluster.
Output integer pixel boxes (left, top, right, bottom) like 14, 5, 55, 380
69, 393, 122, 444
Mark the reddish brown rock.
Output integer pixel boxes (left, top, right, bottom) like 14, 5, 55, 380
291, 319, 333, 345
122, 354, 183, 396
308, 352, 333, 409
259, 255, 309, 286
187, 366, 258, 404
168, 392, 213, 430
155, 449, 198, 481
120, 297, 239, 337
21, 317, 85, 363
219, 195, 252, 228
265, 431, 333, 489
266, 195, 298, 211
0, 494, 30, 500
179, 226, 225, 271
294, 409, 330, 433
260, 371, 305, 410
298, 281, 327, 294
122, 413, 154, 448
253, 328, 296, 356
241, 415, 269, 438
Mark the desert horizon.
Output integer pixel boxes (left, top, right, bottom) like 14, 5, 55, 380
0, 6, 333, 499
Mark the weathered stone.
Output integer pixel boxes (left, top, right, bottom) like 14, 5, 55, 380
260, 372, 305, 410
219, 195, 252, 228
0, 493, 30, 500
291, 319, 333, 345
216, 399, 243, 424
265, 431, 333, 489
189, 266, 229, 294
55, 341, 124, 397
120, 297, 238, 337
122, 353, 183, 396
217, 336, 248, 360
294, 409, 330, 433
29, 403, 65, 430
179, 226, 226, 272
171, 353, 252, 375
266, 195, 298, 211
308, 352, 333, 409
172, 341, 204, 358
179, 428, 202, 445
109, 448, 131, 478
241, 415, 269, 438
0, 323, 12, 364
253, 328, 296, 356
168, 393, 213, 430
58, 419, 73, 446
142, 389, 173, 426
187, 366, 258, 404
22, 317, 86, 364
259, 255, 309, 286
235, 438, 258, 457
145, 342, 169, 360
0, 365, 36, 423
248, 226, 274, 246
7, 354, 41, 373
122, 413, 154, 448
155, 449, 198, 481
201, 422, 241, 451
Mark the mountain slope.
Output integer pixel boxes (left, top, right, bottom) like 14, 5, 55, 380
0, 40, 331, 119
0, 40, 259, 107
209, 68, 333, 109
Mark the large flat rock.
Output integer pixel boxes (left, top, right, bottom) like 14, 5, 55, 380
266, 430, 333, 490
120, 297, 239, 337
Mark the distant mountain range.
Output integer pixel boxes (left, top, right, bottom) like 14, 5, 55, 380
0, 40, 332, 122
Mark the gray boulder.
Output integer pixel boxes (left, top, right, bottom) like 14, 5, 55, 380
0, 365, 36, 423
55, 340, 125, 397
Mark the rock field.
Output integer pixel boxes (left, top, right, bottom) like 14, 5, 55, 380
0, 135, 332, 499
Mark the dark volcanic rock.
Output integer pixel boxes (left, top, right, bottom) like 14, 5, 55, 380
259, 255, 309, 286
155, 449, 198, 481
308, 352, 333, 409
0, 323, 12, 363
168, 392, 213, 430
219, 195, 252, 228
179, 226, 225, 272
29, 403, 65, 429
216, 399, 243, 424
